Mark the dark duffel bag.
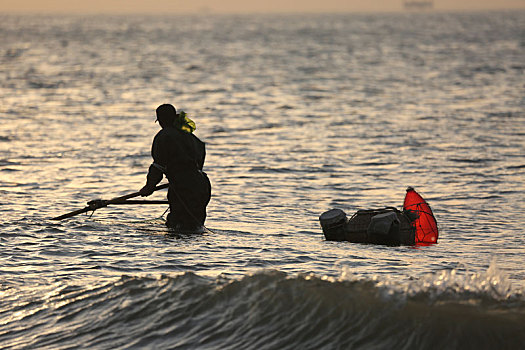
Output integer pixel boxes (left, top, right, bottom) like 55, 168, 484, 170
320, 207, 416, 245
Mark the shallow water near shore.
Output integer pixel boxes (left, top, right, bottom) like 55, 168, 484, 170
1, 11, 524, 349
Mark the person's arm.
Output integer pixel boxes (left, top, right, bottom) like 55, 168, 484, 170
140, 133, 168, 196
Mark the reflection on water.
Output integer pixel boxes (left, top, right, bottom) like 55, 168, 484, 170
0, 11, 524, 348
1, 11, 524, 280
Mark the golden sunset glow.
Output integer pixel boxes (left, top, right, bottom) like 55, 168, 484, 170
0, 0, 524, 14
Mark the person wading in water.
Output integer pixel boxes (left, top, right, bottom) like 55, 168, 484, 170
139, 104, 211, 230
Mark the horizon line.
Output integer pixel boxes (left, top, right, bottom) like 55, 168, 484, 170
1, 7, 524, 16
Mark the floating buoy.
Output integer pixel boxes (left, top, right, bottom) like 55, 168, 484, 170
403, 187, 439, 244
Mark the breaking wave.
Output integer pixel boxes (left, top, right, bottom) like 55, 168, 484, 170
2, 265, 524, 350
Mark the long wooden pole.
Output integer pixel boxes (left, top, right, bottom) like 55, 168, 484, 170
108, 200, 169, 205
50, 183, 169, 220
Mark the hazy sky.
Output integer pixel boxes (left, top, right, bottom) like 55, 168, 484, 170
1, 0, 524, 14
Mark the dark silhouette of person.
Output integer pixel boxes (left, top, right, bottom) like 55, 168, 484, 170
140, 104, 211, 229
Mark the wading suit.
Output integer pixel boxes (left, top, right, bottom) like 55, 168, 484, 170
144, 126, 211, 228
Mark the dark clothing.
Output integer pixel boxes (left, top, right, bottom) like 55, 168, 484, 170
144, 126, 211, 228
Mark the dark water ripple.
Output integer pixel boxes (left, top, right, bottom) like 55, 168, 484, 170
1, 272, 524, 350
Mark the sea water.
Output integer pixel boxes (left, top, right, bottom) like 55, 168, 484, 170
0, 11, 524, 349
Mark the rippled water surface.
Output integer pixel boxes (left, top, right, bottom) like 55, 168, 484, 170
1, 11, 524, 349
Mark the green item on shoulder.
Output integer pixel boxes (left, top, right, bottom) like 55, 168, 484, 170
175, 110, 196, 133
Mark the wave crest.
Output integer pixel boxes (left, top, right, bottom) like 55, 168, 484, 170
2, 269, 524, 349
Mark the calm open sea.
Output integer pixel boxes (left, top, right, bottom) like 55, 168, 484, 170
1, 11, 524, 349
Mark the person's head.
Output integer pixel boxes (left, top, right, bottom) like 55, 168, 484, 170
155, 104, 176, 128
